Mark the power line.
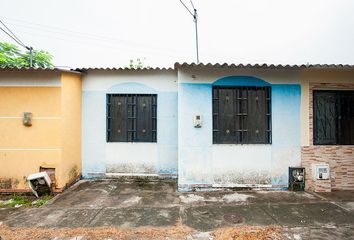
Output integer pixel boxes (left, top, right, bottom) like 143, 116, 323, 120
178, 0, 194, 17
0, 19, 26, 47
0, 19, 33, 67
0, 26, 26, 48
1, 17, 180, 55
190, 0, 195, 10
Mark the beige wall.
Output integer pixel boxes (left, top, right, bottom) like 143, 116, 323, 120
0, 71, 81, 191
58, 72, 82, 188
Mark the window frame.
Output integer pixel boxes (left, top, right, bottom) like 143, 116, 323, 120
313, 90, 354, 145
212, 86, 272, 145
106, 93, 157, 143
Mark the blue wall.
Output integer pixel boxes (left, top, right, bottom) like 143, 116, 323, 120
178, 76, 301, 190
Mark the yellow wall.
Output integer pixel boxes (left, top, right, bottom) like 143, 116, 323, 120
58, 72, 82, 189
0, 71, 82, 191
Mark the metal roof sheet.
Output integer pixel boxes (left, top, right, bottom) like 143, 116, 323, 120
0, 66, 80, 73
174, 62, 354, 69
2, 62, 354, 73
75, 66, 174, 72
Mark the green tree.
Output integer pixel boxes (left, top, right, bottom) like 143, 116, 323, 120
0, 42, 53, 68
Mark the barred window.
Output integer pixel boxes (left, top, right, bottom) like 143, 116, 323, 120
313, 90, 354, 145
107, 94, 157, 142
213, 86, 271, 144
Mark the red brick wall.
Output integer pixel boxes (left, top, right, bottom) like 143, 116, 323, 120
301, 83, 354, 192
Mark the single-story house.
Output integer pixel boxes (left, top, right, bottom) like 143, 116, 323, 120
79, 63, 354, 192
0, 67, 82, 192
1, 63, 353, 193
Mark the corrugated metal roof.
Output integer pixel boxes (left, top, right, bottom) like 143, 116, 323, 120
0, 66, 80, 73
75, 66, 174, 72
174, 62, 354, 69
2, 62, 354, 73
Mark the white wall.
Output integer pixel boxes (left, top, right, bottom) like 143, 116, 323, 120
82, 70, 178, 177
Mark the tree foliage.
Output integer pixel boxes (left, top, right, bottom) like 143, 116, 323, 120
0, 42, 53, 68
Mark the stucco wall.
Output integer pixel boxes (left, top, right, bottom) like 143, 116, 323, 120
0, 71, 82, 191
177, 67, 302, 190
59, 72, 82, 188
82, 70, 178, 178
0, 71, 62, 190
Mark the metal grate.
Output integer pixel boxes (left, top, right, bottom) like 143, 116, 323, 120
213, 86, 271, 144
107, 94, 157, 142
313, 90, 354, 145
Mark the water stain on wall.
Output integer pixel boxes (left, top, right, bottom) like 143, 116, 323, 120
106, 163, 156, 174
213, 170, 271, 185
0, 178, 19, 189
69, 165, 79, 181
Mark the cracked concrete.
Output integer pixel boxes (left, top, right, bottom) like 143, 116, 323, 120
1, 179, 354, 239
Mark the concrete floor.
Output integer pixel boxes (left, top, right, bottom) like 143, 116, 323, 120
1, 179, 354, 239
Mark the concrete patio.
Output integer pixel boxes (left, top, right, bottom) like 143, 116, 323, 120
1, 179, 354, 239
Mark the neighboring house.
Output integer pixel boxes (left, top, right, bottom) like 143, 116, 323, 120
80, 67, 178, 179
79, 63, 354, 192
1, 63, 353, 193
301, 68, 354, 192
0, 67, 82, 192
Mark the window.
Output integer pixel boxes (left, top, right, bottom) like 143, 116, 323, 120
213, 86, 271, 144
313, 90, 354, 145
107, 94, 157, 142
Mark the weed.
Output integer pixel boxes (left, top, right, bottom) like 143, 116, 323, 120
0, 194, 52, 208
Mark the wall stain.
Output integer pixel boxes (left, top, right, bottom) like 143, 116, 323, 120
106, 163, 156, 174
69, 165, 79, 181
0, 178, 19, 189
213, 170, 271, 185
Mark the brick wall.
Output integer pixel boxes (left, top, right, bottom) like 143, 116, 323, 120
301, 83, 354, 192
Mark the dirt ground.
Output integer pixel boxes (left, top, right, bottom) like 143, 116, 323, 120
0, 224, 282, 240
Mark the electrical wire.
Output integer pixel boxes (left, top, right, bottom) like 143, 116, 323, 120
190, 0, 196, 10
178, 0, 194, 17
0, 26, 27, 48
0, 19, 27, 47
0, 17, 179, 54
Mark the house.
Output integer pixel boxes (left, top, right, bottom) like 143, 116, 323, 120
1, 63, 353, 193
79, 63, 354, 192
0, 67, 82, 192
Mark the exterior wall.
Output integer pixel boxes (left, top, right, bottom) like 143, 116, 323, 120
300, 70, 354, 192
0, 71, 82, 191
82, 70, 178, 178
177, 67, 302, 190
59, 73, 82, 188
0, 71, 62, 190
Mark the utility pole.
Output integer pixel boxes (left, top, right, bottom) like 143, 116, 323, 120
179, 0, 200, 63
26, 46, 33, 67
193, 8, 199, 63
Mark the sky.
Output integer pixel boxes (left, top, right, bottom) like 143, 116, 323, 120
1, 0, 354, 68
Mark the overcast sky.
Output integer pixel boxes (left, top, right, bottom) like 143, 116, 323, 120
1, 0, 354, 68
